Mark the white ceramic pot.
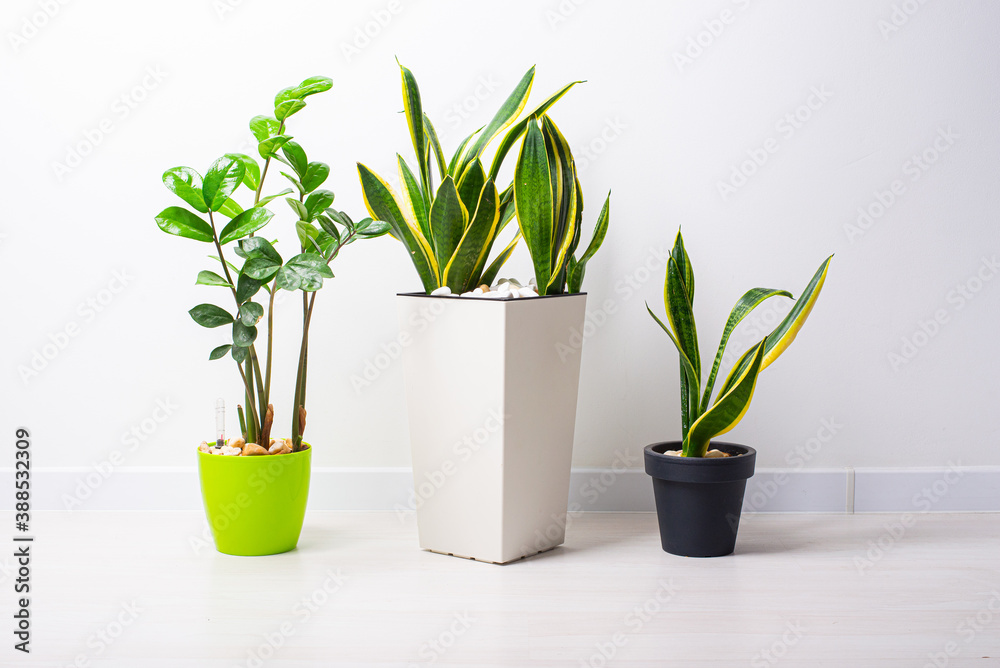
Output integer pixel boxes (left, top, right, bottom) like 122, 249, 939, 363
397, 292, 587, 563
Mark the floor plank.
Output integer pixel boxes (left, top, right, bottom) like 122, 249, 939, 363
6, 511, 1000, 667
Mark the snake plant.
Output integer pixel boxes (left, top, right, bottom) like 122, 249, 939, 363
647, 229, 832, 457
357, 61, 581, 293
513, 114, 611, 294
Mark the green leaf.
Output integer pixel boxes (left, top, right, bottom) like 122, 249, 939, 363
231, 345, 248, 363
276, 253, 333, 291
257, 188, 294, 207
316, 215, 342, 244
281, 171, 305, 196
699, 287, 793, 414
196, 270, 231, 288
258, 134, 293, 160
219, 207, 274, 244
274, 86, 299, 107
540, 116, 579, 293
236, 272, 264, 303
305, 189, 335, 220
155, 206, 214, 242
294, 76, 332, 98
567, 191, 611, 293
488, 79, 584, 182
664, 257, 700, 376
422, 113, 447, 180
249, 115, 280, 142
209, 344, 232, 361
480, 232, 520, 287
357, 219, 391, 238
275, 98, 306, 121
717, 256, 833, 397
286, 197, 308, 221
217, 198, 243, 219
301, 162, 329, 193
281, 140, 308, 178
225, 153, 260, 191
671, 229, 695, 304
397, 155, 429, 240
243, 257, 281, 281
429, 175, 467, 269
685, 343, 766, 457
238, 302, 264, 326
296, 221, 324, 254
646, 302, 701, 432
239, 236, 282, 263
203, 157, 246, 212
457, 66, 535, 175
162, 167, 208, 213
232, 320, 257, 347
442, 180, 499, 292
447, 126, 483, 177
189, 304, 233, 328
398, 62, 429, 200
357, 162, 438, 292
456, 160, 486, 222
513, 117, 553, 290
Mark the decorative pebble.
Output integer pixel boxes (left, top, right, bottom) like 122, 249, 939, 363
268, 439, 288, 455
228, 436, 246, 449
221, 445, 242, 456
430, 286, 452, 296
242, 443, 269, 456
704, 449, 730, 458
518, 287, 538, 298
198, 441, 212, 454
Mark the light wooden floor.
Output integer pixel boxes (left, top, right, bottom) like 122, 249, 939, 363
8, 511, 1000, 667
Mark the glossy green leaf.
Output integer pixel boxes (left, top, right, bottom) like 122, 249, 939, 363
257, 188, 294, 207
513, 118, 553, 290
189, 303, 233, 328
231, 345, 248, 364
219, 207, 274, 244
301, 162, 329, 193
294, 76, 332, 98
243, 257, 281, 281
238, 302, 263, 326
232, 320, 257, 347
258, 134, 293, 160
285, 197, 308, 221
646, 302, 701, 431
203, 157, 245, 212
196, 270, 231, 288
249, 115, 280, 143
281, 141, 308, 178
162, 167, 208, 213
239, 236, 281, 263
305, 189, 335, 220
225, 153, 260, 191
236, 272, 264, 303
275, 98, 306, 121
447, 126, 482, 177
155, 206, 214, 242
209, 344, 231, 361
276, 253, 333, 291
274, 86, 299, 107
217, 198, 243, 219
357, 219, 391, 238
567, 190, 610, 293
670, 229, 695, 304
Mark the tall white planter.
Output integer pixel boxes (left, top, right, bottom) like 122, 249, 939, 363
397, 292, 587, 564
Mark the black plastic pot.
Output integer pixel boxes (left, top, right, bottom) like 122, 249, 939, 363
644, 441, 756, 557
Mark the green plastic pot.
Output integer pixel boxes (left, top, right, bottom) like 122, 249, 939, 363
197, 445, 311, 556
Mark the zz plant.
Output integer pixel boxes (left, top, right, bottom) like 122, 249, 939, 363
357, 61, 581, 293
647, 230, 832, 457
154, 76, 388, 451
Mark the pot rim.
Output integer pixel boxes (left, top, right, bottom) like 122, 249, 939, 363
644, 441, 756, 483
198, 442, 312, 462
396, 291, 587, 301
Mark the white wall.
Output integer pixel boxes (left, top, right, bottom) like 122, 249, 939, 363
3, 0, 998, 487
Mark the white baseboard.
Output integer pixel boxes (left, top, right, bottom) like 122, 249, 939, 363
2, 466, 999, 513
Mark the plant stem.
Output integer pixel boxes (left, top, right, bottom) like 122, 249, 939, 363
236, 361, 260, 442
263, 277, 277, 410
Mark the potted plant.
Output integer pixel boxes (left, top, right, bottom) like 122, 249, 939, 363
644, 229, 831, 557
154, 77, 388, 556
358, 62, 610, 563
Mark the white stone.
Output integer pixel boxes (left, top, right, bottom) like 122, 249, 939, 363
430, 286, 452, 296
460, 291, 477, 297
518, 287, 538, 298
473, 287, 485, 294
704, 449, 730, 458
